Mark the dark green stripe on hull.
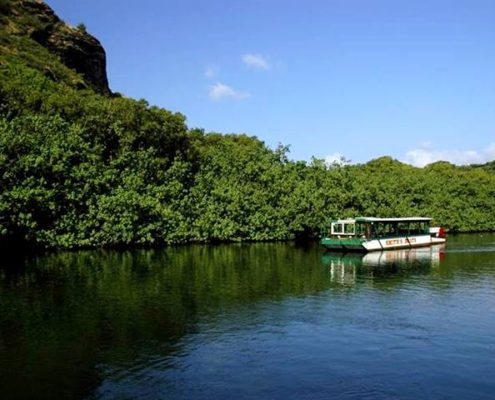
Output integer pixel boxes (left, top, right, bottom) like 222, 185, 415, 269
320, 238, 366, 252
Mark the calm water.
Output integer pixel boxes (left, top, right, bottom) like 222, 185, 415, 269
1, 234, 495, 399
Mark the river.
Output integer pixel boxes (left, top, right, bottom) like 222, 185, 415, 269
1, 234, 494, 399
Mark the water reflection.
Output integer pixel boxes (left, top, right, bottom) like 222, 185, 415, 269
322, 244, 445, 285
0, 244, 331, 399
1, 236, 495, 400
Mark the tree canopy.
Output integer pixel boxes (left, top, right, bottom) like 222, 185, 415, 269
1, 2, 494, 249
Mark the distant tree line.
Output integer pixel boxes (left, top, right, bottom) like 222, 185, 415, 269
1, 60, 494, 249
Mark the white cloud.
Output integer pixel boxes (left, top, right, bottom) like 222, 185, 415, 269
404, 142, 495, 167
208, 82, 250, 101
204, 66, 217, 79
242, 53, 270, 70
325, 152, 350, 166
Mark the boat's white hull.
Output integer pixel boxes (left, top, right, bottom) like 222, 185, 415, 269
322, 234, 445, 252
362, 235, 436, 251
431, 237, 447, 245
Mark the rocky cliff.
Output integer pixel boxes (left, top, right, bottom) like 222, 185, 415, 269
1, 0, 111, 95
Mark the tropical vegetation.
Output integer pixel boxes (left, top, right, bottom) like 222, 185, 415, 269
1, 0, 494, 249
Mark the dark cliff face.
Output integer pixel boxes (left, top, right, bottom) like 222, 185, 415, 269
44, 23, 111, 95
8, 0, 111, 95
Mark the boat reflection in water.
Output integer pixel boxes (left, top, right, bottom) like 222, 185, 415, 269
322, 244, 446, 285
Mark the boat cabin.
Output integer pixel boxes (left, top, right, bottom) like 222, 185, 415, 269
321, 217, 444, 252
328, 217, 431, 240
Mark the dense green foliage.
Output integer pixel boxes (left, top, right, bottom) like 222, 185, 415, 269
1, 2, 494, 249
471, 160, 495, 173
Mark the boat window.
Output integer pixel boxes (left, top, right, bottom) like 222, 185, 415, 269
344, 224, 355, 234
408, 221, 430, 235
397, 222, 409, 235
381, 223, 397, 237
409, 222, 420, 235
332, 223, 343, 234
409, 222, 427, 235
388, 223, 398, 236
374, 223, 384, 237
356, 223, 365, 236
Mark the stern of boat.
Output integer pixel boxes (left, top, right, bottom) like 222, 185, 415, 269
430, 226, 447, 244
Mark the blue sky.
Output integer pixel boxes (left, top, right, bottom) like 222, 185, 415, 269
45, 0, 495, 166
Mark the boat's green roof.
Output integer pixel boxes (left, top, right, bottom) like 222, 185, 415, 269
334, 217, 432, 223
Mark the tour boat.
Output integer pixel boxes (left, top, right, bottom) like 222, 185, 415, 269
320, 217, 446, 252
